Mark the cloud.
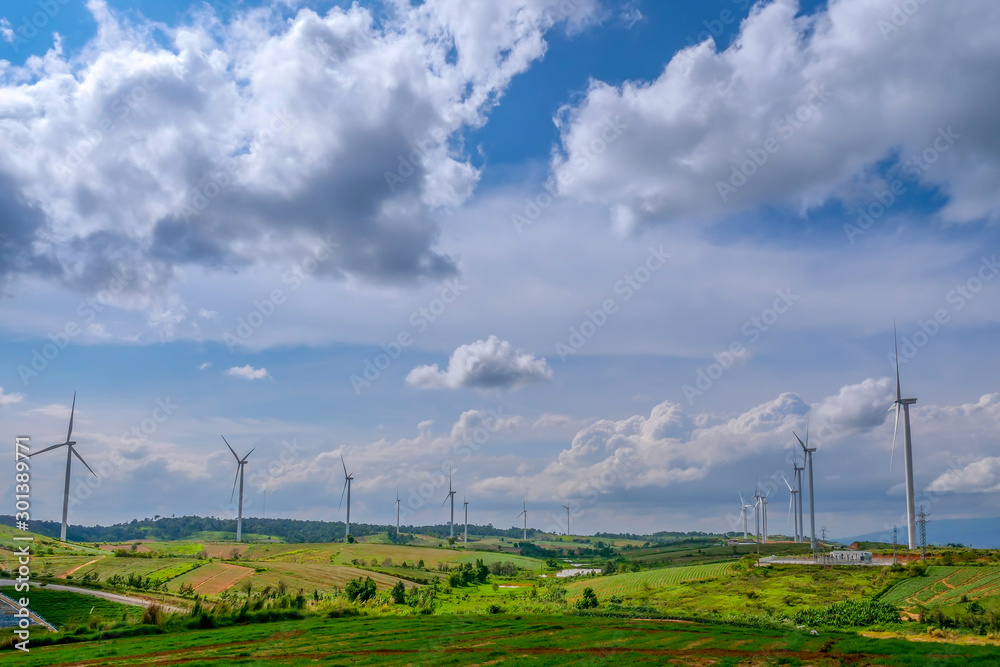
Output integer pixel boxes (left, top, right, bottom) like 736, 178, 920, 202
551, 0, 1000, 231
928, 457, 1000, 495
810, 377, 894, 436
0, 387, 24, 406
406, 335, 553, 390
0, 0, 599, 318
224, 365, 270, 381
199, 362, 212, 371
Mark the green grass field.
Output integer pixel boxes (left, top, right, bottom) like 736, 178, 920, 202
5, 613, 999, 666
882, 567, 1000, 607
564, 562, 735, 599
0, 587, 142, 629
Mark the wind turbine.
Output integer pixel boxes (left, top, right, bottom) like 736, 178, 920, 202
222, 436, 254, 543
794, 428, 817, 550
442, 471, 456, 540
395, 486, 401, 538
738, 493, 751, 541
782, 474, 798, 543
889, 324, 919, 550
339, 454, 353, 542
793, 451, 805, 544
761, 487, 770, 544
752, 485, 762, 543
463, 493, 469, 544
562, 503, 571, 537
516, 500, 528, 542
29, 393, 96, 542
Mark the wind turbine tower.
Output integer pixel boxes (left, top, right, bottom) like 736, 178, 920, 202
395, 486, 401, 538
442, 472, 456, 539
517, 500, 528, 541
795, 429, 818, 550
890, 324, 919, 549
222, 436, 254, 542
339, 455, 354, 542
793, 452, 805, 544
562, 503, 571, 537
463, 493, 469, 544
738, 493, 751, 541
782, 474, 799, 543
29, 393, 97, 542
761, 488, 770, 544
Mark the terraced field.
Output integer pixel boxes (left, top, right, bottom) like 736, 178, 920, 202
883, 566, 1000, 607
564, 562, 735, 599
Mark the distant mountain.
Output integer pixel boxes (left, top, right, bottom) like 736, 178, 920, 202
836, 517, 1000, 549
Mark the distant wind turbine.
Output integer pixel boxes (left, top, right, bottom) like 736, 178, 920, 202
562, 503, 571, 537
793, 451, 805, 544
738, 493, 751, 541
889, 323, 919, 550
516, 500, 528, 542
761, 487, 770, 544
395, 486, 401, 538
29, 393, 97, 542
339, 454, 354, 542
222, 436, 254, 542
463, 493, 469, 544
794, 427, 817, 550
442, 471, 457, 539
782, 474, 798, 543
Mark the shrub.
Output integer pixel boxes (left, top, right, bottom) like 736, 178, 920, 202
345, 576, 378, 603
575, 587, 599, 610
793, 599, 900, 628
391, 581, 406, 604
487, 604, 505, 614
141, 604, 164, 626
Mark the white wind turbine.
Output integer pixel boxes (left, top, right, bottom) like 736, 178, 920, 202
339, 454, 354, 542
738, 493, 751, 541
222, 436, 254, 543
889, 324, 919, 549
442, 471, 456, 540
752, 485, 763, 543
793, 451, 805, 544
29, 393, 97, 542
782, 474, 799, 543
463, 493, 469, 544
516, 500, 528, 541
562, 503, 572, 537
794, 428, 817, 550
395, 486, 401, 538
761, 487, 770, 544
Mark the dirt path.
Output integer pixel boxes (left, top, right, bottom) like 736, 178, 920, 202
60, 556, 104, 579
0, 579, 184, 614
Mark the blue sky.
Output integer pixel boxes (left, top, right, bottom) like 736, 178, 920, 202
1, 0, 999, 542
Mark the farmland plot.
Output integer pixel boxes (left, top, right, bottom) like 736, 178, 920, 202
565, 562, 734, 599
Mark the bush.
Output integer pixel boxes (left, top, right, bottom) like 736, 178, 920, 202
487, 604, 505, 614
345, 576, 378, 603
391, 580, 406, 604
141, 604, 164, 626
793, 599, 900, 628
575, 587, 599, 610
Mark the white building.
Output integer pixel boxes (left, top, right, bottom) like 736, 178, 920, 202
827, 550, 872, 564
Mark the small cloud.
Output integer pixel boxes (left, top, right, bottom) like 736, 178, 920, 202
199, 309, 219, 321
619, 6, 643, 28
406, 336, 552, 391
199, 362, 212, 371
0, 19, 14, 44
928, 457, 1000, 495
28, 403, 70, 418
88, 323, 113, 339
225, 365, 270, 381
0, 387, 24, 406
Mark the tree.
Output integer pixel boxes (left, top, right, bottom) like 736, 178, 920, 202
576, 587, 599, 610
391, 580, 406, 604
345, 576, 377, 603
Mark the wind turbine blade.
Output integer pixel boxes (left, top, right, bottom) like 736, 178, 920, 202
28, 442, 69, 457
71, 447, 98, 478
339, 480, 348, 510
66, 392, 77, 443
794, 432, 806, 452
244, 447, 256, 460
231, 465, 240, 503
782, 475, 792, 492
341, 454, 348, 478
222, 436, 240, 461
787, 494, 794, 525
739, 492, 745, 506
441, 494, 449, 507
890, 404, 901, 470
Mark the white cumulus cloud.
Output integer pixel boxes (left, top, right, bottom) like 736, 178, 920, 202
224, 365, 270, 381
406, 335, 553, 390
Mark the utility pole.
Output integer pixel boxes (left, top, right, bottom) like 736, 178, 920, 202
917, 509, 929, 560
892, 526, 898, 566
820, 526, 827, 542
